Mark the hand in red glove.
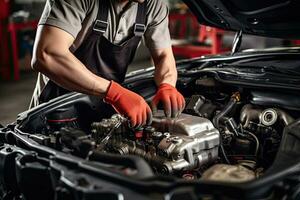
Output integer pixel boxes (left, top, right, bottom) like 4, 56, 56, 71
104, 81, 152, 128
151, 83, 185, 118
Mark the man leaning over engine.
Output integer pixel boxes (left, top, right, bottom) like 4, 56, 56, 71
30, 0, 185, 127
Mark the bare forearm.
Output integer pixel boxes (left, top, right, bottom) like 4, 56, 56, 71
152, 47, 177, 87
150, 48, 185, 118
32, 51, 110, 97
32, 26, 110, 97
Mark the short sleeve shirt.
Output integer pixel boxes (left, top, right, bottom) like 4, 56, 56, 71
39, 0, 172, 51
30, 0, 171, 108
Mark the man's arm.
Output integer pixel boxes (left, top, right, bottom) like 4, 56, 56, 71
151, 47, 177, 87
31, 25, 110, 97
32, 25, 151, 127
150, 47, 185, 118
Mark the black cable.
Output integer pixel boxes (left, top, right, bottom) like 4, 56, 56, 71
213, 95, 239, 164
213, 98, 237, 129
219, 136, 230, 164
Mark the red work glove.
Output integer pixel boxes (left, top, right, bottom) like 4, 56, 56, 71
151, 83, 185, 118
104, 81, 152, 128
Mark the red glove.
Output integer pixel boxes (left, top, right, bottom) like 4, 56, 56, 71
151, 83, 185, 118
104, 81, 152, 128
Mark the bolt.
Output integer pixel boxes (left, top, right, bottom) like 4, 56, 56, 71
171, 136, 182, 144
163, 132, 170, 138
161, 166, 169, 174
6, 147, 13, 152
152, 132, 163, 138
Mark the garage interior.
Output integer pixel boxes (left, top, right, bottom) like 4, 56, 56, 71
1, 1, 300, 199
0, 0, 295, 125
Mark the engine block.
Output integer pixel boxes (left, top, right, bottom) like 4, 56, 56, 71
91, 111, 220, 174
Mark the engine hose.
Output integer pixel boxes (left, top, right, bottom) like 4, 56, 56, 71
245, 130, 260, 156
213, 92, 241, 164
88, 151, 154, 178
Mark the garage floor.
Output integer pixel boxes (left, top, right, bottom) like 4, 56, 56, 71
0, 60, 152, 125
0, 72, 37, 125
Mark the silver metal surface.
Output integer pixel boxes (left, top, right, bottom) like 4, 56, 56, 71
93, 111, 220, 174
92, 114, 126, 149
152, 110, 219, 137
151, 111, 220, 173
240, 104, 294, 128
202, 164, 256, 182
260, 109, 278, 126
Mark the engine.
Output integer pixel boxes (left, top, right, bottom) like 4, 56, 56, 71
24, 74, 299, 183
90, 111, 220, 174
45, 89, 296, 181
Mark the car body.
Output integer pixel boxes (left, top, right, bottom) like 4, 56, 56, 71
1, 0, 300, 199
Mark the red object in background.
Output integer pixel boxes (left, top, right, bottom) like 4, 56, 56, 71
0, 0, 38, 80
0, 0, 11, 80
8, 20, 38, 80
169, 12, 229, 59
293, 40, 300, 45
0, 0, 10, 19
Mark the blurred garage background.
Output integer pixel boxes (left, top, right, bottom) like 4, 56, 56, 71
0, 0, 296, 125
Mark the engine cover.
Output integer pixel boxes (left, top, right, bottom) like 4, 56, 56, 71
92, 111, 220, 174
151, 111, 220, 173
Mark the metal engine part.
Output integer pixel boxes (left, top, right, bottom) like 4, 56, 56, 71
91, 114, 127, 143
185, 95, 205, 116
185, 95, 217, 118
152, 110, 219, 137
201, 164, 256, 183
151, 111, 220, 173
240, 104, 294, 128
92, 111, 220, 174
260, 109, 278, 126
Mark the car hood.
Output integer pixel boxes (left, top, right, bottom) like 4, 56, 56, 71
183, 0, 300, 39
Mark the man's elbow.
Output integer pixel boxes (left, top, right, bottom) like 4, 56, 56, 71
31, 48, 52, 72
31, 58, 41, 72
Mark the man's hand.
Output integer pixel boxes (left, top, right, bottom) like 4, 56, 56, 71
105, 81, 152, 128
151, 83, 185, 118
149, 47, 185, 117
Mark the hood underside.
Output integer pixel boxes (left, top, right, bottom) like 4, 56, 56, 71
184, 0, 300, 39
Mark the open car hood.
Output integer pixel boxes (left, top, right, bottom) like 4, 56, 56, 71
183, 0, 300, 39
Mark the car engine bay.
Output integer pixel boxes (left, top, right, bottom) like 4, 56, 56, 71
17, 74, 299, 184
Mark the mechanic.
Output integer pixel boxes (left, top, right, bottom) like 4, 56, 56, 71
30, 0, 185, 128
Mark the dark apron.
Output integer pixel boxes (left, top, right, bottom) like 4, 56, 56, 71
39, 0, 147, 103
